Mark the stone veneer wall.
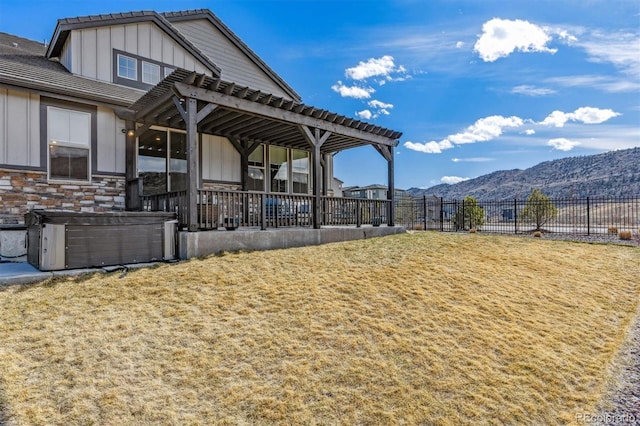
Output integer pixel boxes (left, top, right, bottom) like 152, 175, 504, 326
0, 169, 125, 224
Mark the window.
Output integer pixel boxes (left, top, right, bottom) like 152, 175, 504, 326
291, 149, 310, 194
47, 107, 91, 181
113, 50, 174, 89
247, 145, 264, 191
269, 146, 288, 193
117, 54, 137, 80
142, 61, 161, 85
138, 129, 187, 196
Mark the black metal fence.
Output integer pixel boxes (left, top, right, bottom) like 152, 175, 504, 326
395, 196, 640, 235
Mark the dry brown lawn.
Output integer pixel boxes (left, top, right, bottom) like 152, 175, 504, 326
0, 232, 638, 425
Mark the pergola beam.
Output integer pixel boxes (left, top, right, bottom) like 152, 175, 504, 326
174, 82, 397, 148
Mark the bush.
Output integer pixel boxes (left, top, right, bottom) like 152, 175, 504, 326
452, 196, 485, 231
469, 227, 477, 233
618, 230, 632, 240
608, 226, 618, 234
519, 189, 557, 231
533, 231, 542, 238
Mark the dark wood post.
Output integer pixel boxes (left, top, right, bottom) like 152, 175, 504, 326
387, 146, 395, 226
124, 120, 139, 211
185, 97, 199, 232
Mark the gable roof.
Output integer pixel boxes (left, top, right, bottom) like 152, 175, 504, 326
162, 9, 300, 102
45, 11, 222, 76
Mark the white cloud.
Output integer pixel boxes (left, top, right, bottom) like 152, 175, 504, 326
548, 138, 579, 151
545, 74, 640, 93
345, 55, 405, 80
368, 100, 393, 109
405, 115, 523, 154
540, 107, 620, 127
451, 157, 493, 163
474, 18, 557, 62
356, 110, 373, 120
441, 176, 470, 184
331, 81, 374, 99
404, 140, 453, 154
455, 41, 465, 49
579, 30, 640, 77
511, 85, 556, 96
572, 106, 621, 124
448, 115, 524, 144
523, 129, 536, 135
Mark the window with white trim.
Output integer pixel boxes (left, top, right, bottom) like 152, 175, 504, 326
117, 54, 137, 80
142, 61, 161, 85
47, 107, 91, 181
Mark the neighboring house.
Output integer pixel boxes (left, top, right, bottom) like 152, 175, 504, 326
330, 177, 343, 197
343, 184, 405, 200
0, 9, 402, 261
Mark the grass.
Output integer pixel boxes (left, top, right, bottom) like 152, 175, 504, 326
0, 232, 638, 425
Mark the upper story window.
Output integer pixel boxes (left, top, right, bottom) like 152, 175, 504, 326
117, 54, 137, 80
113, 49, 174, 90
142, 61, 161, 85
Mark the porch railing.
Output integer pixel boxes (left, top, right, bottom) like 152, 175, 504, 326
140, 190, 392, 230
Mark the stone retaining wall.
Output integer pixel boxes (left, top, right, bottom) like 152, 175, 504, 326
0, 169, 125, 224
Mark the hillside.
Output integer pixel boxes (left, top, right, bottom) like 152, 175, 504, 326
408, 147, 640, 200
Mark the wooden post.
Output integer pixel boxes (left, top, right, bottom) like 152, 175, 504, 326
300, 126, 330, 230
185, 97, 199, 232
124, 120, 138, 210
312, 137, 322, 229
387, 146, 395, 226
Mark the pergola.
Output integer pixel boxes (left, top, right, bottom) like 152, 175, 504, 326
120, 69, 402, 231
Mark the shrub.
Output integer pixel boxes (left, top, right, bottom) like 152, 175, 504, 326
469, 227, 477, 233
618, 230, 632, 240
519, 189, 557, 231
452, 196, 485, 231
533, 231, 542, 238
608, 226, 618, 234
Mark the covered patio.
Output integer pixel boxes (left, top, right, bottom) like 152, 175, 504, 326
120, 70, 402, 239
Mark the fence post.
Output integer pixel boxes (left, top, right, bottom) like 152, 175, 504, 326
260, 194, 267, 230
586, 197, 590, 236
461, 199, 466, 231
356, 199, 362, 228
423, 196, 427, 231
440, 197, 444, 232
514, 199, 518, 234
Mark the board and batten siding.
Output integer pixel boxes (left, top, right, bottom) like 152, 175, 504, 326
0, 88, 40, 168
201, 134, 241, 183
171, 19, 291, 99
96, 107, 126, 174
59, 22, 211, 82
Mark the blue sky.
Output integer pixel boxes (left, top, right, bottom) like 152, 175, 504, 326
1, 0, 639, 190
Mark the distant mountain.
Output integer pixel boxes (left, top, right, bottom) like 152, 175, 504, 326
407, 147, 640, 200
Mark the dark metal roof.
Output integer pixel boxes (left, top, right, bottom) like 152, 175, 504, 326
162, 9, 300, 102
0, 54, 144, 106
128, 69, 402, 154
45, 11, 222, 77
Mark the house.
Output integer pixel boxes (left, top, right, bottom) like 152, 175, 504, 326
343, 184, 405, 200
0, 9, 403, 262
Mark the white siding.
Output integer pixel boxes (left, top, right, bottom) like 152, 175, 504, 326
65, 23, 211, 82
201, 134, 240, 182
172, 19, 292, 99
60, 38, 72, 72
0, 89, 40, 167
96, 107, 125, 174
